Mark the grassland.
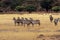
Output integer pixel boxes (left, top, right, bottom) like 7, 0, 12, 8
0, 12, 60, 40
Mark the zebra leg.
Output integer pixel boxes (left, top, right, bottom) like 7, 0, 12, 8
24, 24, 25, 27
21, 22, 23, 26
27, 23, 30, 27
55, 22, 57, 26
15, 22, 16, 26
50, 20, 52, 22
17, 22, 20, 26
32, 23, 34, 27
38, 22, 40, 26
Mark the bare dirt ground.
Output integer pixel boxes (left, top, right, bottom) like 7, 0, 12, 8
0, 12, 60, 40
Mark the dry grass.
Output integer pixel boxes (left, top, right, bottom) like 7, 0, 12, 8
0, 12, 60, 40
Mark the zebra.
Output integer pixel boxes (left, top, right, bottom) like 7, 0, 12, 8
29, 18, 40, 26
49, 15, 53, 22
13, 17, 22, 26
54, 18, 59, 26
13, 17, 40, 26
13, 17, 31, 26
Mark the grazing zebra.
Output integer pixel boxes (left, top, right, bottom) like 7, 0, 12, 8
49, 15, 53, 22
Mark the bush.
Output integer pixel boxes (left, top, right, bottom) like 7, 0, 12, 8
15, 6, 25, 11
25, 5, 36, 13
52, 6, 60, 12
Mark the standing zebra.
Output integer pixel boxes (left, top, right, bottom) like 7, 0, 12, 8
54, 18, 59, 26
13, 17, 16, 26
13, 17, 22, 26
16, 17, 21, 26
29, 18, 40, 26
49, 15, 53, 22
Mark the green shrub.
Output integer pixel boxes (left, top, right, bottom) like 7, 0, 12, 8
52, 6, 60, 12
15, 6, 25, 11
25, 5, 36, 13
